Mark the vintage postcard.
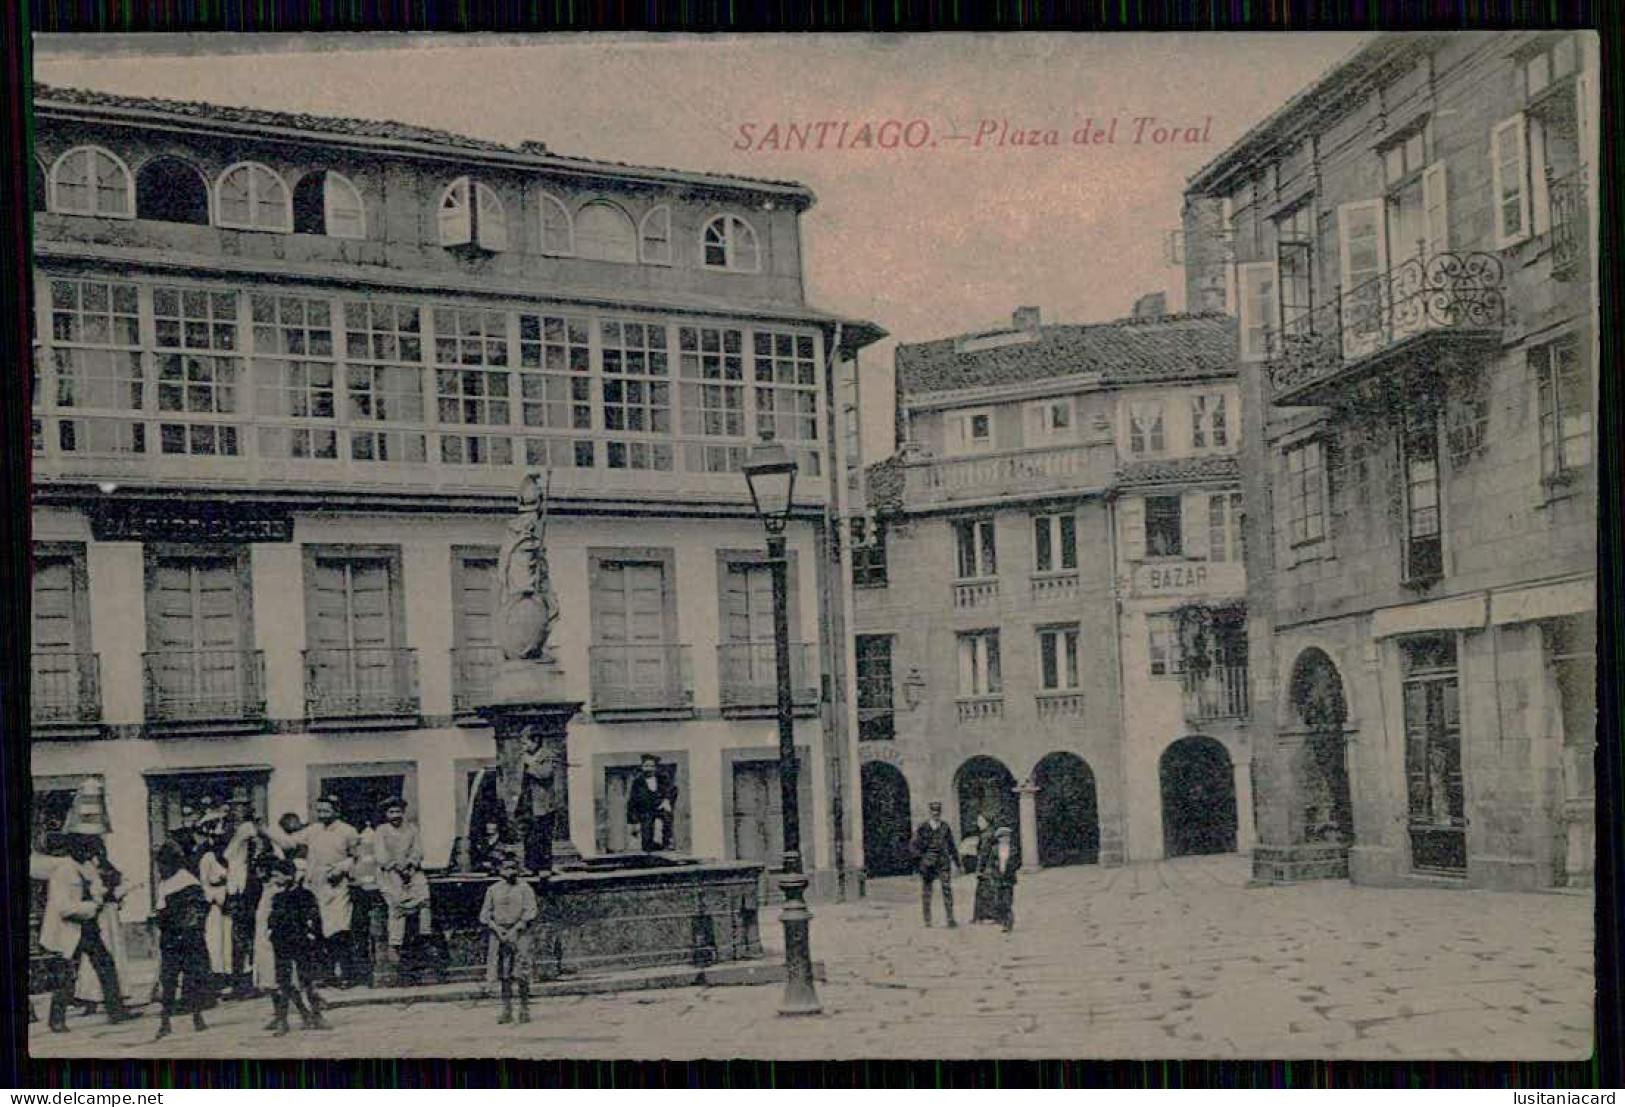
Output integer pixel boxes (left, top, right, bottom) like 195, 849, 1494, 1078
23, 31, 1597, 1061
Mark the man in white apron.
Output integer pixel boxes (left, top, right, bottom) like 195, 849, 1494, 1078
272, 797, 361, 987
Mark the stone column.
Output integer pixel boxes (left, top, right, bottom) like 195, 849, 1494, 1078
477, 662, 584, 872
1234, 757, 1256, 852
1015, 781, 1040, 872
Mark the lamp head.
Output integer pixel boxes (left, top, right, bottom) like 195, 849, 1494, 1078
742, 433, 797, 533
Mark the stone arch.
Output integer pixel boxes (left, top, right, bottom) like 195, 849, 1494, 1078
860, 761, 913, 877
136, 156, 211, 225
1289, 647, 1354, 846
1159, 735, 1237, 857
1033, 751, 1099, 866
953, 755, 1019, 854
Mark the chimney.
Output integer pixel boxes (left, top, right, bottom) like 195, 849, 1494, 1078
1012, 306, 1041, 331
1131, 291, 1168, 320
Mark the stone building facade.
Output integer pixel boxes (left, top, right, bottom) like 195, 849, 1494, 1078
1182, 31, 1598, 890
849, 307, 1250, 875
27, 84, 883, 950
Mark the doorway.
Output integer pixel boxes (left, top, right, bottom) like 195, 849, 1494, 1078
731, 760, 783, 865
954, 755, 1019, 853
860, 761, 914, 876
1159, 736, 1237, 857
1033, 752, 1099, 866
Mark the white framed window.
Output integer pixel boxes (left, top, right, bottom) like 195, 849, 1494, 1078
1191, 393, 1230, 450
1285, 440, 1327, 548
639, 205, 672, 265
1038, 625, 1080, 692
1236, 261, 1279, 362
945, 407, 995, 455
1491, 115, 1532, 248
1128, 400, 1165, 456
215, 162, 292, 233
1208, 492, 1245, 563
438, 177, 507, 252
956, 630, 1002, 697
574, 201, 637, 263
539, 191, 574, 256
1276, 203, 1315, 335
1534, 334, 1590, 479
701, 214, 760, 272
1147, 614, 1179, 678
1033, 513, 1077, 572
954, 518, 997, 580
49, 146, 134, 219
1025, 397, 1073, 443
1337, 200, 1388, 354
1144, 495, 1183, 558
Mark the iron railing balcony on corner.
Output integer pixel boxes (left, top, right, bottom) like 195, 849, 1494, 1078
1548, 170, 1586, 282
31, 652, 102, 727
1181, 664, 1250, 722
304, 646, 420, 720
450, 645, 505, 715
1266, 245, 1507, 406
717, 641, 819, 713
144, 648, 267, 725
588, 643, 694, 716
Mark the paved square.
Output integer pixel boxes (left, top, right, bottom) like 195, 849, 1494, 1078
30, 856, 1593, 1060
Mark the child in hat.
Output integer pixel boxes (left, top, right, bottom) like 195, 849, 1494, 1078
264, 857, 330, 1036
479, 849, 537, 1025
152, 840, 213, 1039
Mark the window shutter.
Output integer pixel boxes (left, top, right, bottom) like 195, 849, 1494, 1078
639, 206, 672, 264
1422, 161, 1449, 258
1119, 496, 1146, 563
324, 174, 365, 240
475, 184, 508, 252
439, 177, 471, 247
1025, 402, 1043, 445
1182, 492, 1210, 559
1490, 115, 1529, 248
1337, 199, 1388, 356
944, 414, 965, 455
1529, 117, 1552, 237
1235, 262, 1279, 362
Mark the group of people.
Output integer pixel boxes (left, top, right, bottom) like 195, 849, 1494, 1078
34, 790, 439, 1041
912, 802, 1021, 933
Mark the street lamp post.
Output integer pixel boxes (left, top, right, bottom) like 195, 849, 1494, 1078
743, 434, 822, 1017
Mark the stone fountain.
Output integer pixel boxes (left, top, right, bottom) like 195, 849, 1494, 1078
417, 473, 765, 984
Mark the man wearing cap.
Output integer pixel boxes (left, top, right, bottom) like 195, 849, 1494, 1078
625, 755, 680, 852
910, 801, 960, 928
985, 826, 1021, 934
42, 834, 140, 1031
271, 796, 362, 987
373, 798, 433, 980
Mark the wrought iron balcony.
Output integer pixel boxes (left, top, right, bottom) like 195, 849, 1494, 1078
450, 645, 504, 715
1181, 664, 1250, 722
144, 648, 267, 725
716, 641, 818, 713
1266, 249, 1506, 406
1548, 171, 1586, 282
902, 441, 1115, 509
303, 647, 419, 720
588, 643, 694, 715
31, 652, 102, 727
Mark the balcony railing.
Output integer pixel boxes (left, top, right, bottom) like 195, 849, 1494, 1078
1548, 171, 1586, 282
450, 645, 505, 715
956, 695, 1004, 724
1030, 570, 1080, 603
716, 641, 818, 712
902, 442, 1113, 508
303, 647, 419, 720
1266, 248, 1506, 405
144, 649, 267, 724
589, 643, 694, 715
1035, 690, 1086, 719
953, 578, 999, 609
1181, 664, 1250, 722
31, 652, 102, 726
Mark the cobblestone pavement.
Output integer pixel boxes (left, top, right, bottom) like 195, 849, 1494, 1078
30, 856, 1593, 1060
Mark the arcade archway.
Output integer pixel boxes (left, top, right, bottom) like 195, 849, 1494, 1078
1033, 752, 1099, 866
1160, 736, 1237, 857
954, 755, 1019, 854
860, 761, 914, 877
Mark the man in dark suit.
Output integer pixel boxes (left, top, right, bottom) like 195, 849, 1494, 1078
984, 826, 1021, 934
911, 801, 959, 928
625, 755, 679, 852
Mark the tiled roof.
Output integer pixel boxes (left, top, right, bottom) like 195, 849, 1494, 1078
1116, 455, 1240, 487
895, 313, 1236, 401
33, 83, 815, 200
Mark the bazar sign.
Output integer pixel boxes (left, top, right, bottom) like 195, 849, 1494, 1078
1133, 561, 1213, 596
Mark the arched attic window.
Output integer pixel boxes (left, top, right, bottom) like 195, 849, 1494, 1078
539, 192, 573, 256
638, 205, 672, 265
701, 213, 759, 272
136, 157, 211, 225
292, 170, 365, 239
439, 177, 507, 252
216, 162, 292, 232
50, 146, 134, 218
574, 201, 637, 263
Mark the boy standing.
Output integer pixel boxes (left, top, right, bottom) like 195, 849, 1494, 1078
265, 858, 330, 1036
479, 850, 538, 1025
152, 840, 212, 1040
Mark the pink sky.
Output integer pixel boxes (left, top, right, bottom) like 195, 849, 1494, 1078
36, 32, 1362, 463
